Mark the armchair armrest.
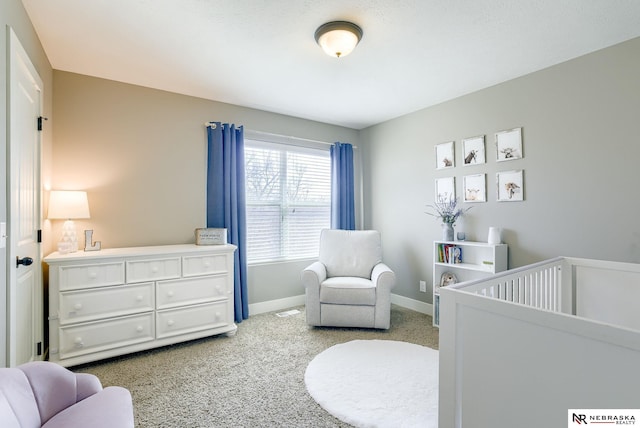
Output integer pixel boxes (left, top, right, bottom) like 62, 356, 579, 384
301, 261, 326, 326
301, 261, 327, 289
371, 263, 396, 329
371, 263, 396, 292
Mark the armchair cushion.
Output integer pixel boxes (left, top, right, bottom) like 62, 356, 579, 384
319, 229, 381, 279
320, 277, 376, 305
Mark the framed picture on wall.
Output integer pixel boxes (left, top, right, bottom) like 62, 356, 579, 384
463, 174, 486, 202
495, 127, 523, 161
435, 141, 455, 169
435, 177, 456, 201
496, 170, 524, 201
462, 135, 485, 165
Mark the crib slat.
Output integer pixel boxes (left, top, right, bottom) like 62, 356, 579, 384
464, 260, 563, 313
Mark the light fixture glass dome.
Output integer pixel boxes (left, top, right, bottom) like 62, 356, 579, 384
315, 21, 363, 58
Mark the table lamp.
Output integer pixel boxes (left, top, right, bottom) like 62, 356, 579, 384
48, 190, 90, 253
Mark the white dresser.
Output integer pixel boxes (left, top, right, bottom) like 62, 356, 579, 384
44, 244, 237, 367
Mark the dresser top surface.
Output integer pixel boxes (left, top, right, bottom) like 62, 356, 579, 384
44, 243, 237, 263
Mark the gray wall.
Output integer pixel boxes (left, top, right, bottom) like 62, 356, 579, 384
360, 37, 640, 304
1, 0, 53, 366
7, 2, 640, 322
52, 71, 360, 306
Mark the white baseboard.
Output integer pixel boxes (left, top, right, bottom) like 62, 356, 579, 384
390, 294, 432, 315
249, 295, 306, 316
249, 293, 432, 316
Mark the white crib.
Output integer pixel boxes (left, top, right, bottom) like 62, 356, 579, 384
438, 256, 640, 428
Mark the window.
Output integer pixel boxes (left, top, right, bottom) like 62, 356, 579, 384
245, 139, 331, 263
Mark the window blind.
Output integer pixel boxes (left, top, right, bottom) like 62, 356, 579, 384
245, 140, 331, 262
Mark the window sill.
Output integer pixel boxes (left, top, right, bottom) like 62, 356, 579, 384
248, 257, 317, 268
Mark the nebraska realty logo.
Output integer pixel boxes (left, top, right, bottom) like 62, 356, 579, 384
569, 409, 639, 425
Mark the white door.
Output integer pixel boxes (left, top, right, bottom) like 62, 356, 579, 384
7, 28, 43, 367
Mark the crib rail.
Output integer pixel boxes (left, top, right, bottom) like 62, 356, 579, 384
438, 255, 640, 428
448, 256, 566, 313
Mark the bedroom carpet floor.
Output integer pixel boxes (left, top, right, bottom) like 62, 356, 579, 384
72, 304, 439, 428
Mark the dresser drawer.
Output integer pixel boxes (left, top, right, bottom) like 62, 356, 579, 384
156, 275, 228, 309
126, 257, 180, 283
58, 262, 125, 291
59, 313, 154, 359
59, 282, 155, 325
156, 302, 229, 339
182, 254, 229, 277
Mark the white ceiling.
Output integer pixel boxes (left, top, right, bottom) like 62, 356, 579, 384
21, 0, 640, 130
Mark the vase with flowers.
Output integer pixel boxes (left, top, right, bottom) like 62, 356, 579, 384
426, 196, 470, 241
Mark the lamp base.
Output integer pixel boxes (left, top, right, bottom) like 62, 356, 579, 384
59, 219, 79, 253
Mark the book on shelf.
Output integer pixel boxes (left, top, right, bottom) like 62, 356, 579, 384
438, 243, 462, 264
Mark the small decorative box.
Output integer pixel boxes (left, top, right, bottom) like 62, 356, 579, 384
195, 228, 227, 245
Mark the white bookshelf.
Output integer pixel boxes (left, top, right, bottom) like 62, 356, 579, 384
432, 240, 507, 327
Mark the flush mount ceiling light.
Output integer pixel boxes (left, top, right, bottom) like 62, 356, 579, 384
314, 21, 363, 58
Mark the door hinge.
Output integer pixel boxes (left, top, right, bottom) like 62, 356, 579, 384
37, 229, 42, 243
37, 342, 42, 356
37, 116, 48, 131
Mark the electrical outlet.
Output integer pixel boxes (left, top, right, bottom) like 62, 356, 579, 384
419, 280, 427, 293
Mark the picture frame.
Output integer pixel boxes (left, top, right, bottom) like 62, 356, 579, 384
195, 228, 228, 245
496, 170, 524, 201
463, 174, 486, 202
495, 127, 523, 161
435, 176, 456, 201
435, 141, 455, 169
462, 135, 485, 166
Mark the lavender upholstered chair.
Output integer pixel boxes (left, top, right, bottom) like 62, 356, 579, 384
302, 229, 396, 329
0, 361, 134, 428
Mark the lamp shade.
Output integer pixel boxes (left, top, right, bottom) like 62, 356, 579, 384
315, 21, 363, 58
48, 190, 90, 219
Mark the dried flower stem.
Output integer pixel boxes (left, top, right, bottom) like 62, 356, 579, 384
425, 196, 470, 224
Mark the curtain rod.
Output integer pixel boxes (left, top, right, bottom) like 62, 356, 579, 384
245, 129, 358, 149
204, 123, 357, 149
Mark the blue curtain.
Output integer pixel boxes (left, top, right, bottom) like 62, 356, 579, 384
330, 142, 355, 230
206, 122, 249, 323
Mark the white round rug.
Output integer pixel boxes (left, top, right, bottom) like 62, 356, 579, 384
304, 340, 438, 428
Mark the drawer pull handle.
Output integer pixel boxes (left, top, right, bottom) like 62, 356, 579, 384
167, 320, 175, 326
136, 326, 144, 333
136, 295, 144, 302
167, 291, 174, 297
152, 267, 159, 273
73, 303, 83, 311
204, 261, 211, 267
74, 337, 84, 347
89, 272, 97, 279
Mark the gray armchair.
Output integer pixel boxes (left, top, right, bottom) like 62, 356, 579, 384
301, 229, 396, 329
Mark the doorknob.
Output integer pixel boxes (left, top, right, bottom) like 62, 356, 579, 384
16, 256, 33, 267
